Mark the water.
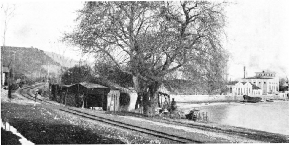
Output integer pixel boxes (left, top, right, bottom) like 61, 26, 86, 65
178, 101, 289, 135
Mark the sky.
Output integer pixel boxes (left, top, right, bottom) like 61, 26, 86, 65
1, 0, 289, 80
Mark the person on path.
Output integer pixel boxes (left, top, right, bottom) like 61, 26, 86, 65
34, 90, 38, 102
170, 98, 177, 112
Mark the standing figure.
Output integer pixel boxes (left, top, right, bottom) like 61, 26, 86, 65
34, 90, 38, 102
170, 98, 177, 112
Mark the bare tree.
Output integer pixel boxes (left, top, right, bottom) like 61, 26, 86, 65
63, 1, 228, 115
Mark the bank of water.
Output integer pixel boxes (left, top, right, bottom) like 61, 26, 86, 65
178, 101, 289, 135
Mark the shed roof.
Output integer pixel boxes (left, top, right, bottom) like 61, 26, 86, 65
79, 82, 108, 89
92, 78, 136, 93
61, 84, 74, 88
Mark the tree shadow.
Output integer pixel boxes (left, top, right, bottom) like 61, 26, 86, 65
6, 118, 125, 144
1, 128, 21, 145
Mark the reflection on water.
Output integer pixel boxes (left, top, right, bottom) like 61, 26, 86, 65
179, 101, 289, 135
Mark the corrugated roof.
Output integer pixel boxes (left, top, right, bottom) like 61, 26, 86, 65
79, 82, 108, 89
95, 79, 136, 93
61, 84, 74, 88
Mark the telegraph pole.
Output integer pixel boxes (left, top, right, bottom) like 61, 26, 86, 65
12, 51, 15, 81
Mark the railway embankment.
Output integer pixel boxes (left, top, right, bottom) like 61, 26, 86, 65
2, 88, 289, 143
1, 89, 169, 144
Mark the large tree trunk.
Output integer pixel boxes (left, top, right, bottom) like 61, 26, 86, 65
133, 76, 145, 111
148, 82, 161, 116
133, 75, 162, 116
142, 81, 161, 116
133, 75, 150, 115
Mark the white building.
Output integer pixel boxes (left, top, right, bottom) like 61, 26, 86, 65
227, 81, 262, 96
242, 71, 279, 95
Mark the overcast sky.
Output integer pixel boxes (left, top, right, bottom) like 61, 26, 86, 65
1, 0, 289, 80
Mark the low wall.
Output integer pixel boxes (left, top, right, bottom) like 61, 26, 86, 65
171, 95, 243, 103
171, 93, 287, 103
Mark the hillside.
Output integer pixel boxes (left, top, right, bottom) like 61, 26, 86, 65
1, 46, 76, 80
44, 51, 78, 68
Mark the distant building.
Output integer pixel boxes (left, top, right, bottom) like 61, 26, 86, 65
227, 81, 262, 96
242, 71, 279, 95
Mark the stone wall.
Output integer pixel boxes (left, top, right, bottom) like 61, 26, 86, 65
171, 94, 287, 103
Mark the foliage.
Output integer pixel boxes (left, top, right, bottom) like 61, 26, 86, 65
94, 59, 133, 88
279, 77, 289, 91
61, 65, 93, 85
63, 1, 228, 114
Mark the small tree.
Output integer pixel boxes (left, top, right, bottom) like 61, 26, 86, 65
279, 77, 289, 92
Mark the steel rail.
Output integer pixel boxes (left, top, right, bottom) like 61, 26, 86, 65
20, 86, 288, 143
18, 85, 203, 143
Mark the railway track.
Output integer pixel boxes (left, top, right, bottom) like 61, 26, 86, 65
18, 84, 203, 143
18, 84, 289, 143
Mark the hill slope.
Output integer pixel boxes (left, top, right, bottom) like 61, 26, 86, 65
44, 51, 78, 68
1, 46, 77, 80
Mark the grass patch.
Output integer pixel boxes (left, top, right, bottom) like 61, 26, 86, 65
1, 102, 124, 144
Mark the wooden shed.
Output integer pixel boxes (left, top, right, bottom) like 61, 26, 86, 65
60, 82, 110, 110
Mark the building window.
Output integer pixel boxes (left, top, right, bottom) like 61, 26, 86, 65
264, 82, 266, 84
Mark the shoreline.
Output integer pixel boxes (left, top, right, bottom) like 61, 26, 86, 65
176, 98, 288, 105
